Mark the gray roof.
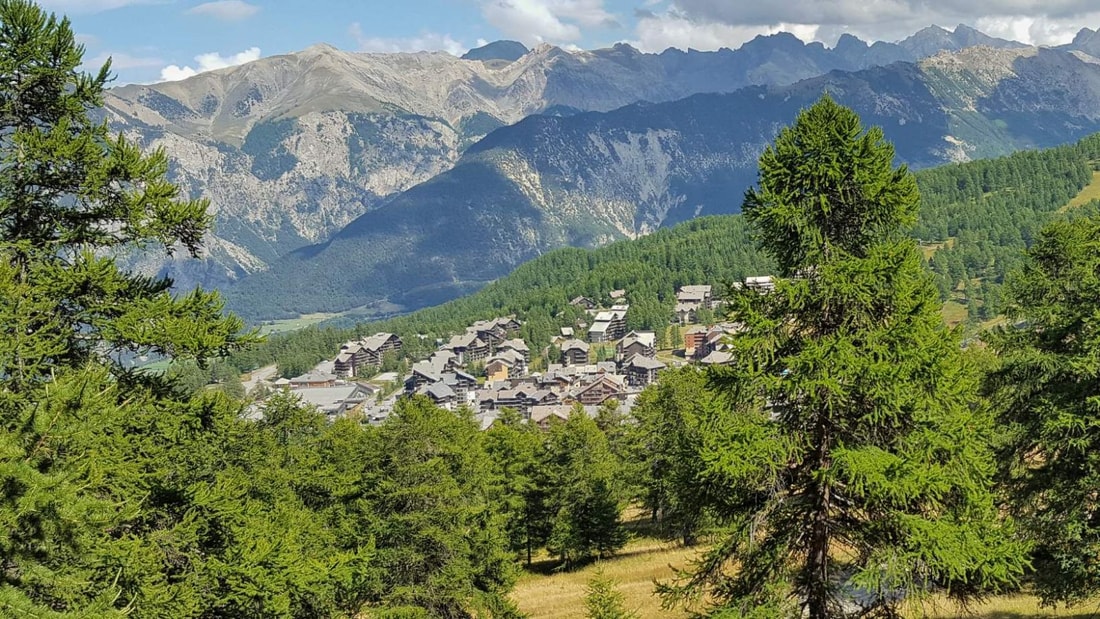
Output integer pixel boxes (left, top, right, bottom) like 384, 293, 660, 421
423, 382, 456, 400
628, 356, 666, 370
291, 385, 367, 413
500, 338, 529, 352
700, 350, 733, 365
361, 332, 398, 351
290, 370, 337, 384
561, 339, 590, 353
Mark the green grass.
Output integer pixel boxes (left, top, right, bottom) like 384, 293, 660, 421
942, 300, 969, 327
256, 312, 342, 335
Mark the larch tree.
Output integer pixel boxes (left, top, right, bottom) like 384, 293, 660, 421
663, 96, 1027, 618
986, 214, 1100, 606
0, 1, 259, 615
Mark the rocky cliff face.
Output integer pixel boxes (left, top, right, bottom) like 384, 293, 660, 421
104, 26, 1028, 290
225, 44, 1100, 320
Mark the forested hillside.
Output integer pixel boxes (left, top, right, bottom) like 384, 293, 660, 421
233, 132, 1100, 375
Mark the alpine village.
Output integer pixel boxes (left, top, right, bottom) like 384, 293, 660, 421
11, 0, 1100, 617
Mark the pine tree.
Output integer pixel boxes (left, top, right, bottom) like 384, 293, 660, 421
584, 569, 638, 619
663, 96, 1026, 617
0, 1, 257, 614
542, 408, 627, 567
986, 214, 1100, 606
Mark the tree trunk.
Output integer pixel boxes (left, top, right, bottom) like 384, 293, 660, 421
806, 415, 832, 619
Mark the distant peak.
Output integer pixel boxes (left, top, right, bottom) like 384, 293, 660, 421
461, 40, 528, 62
303, 43, 341, 55
610, 41, 640, 53
1072, 27, 1098, 46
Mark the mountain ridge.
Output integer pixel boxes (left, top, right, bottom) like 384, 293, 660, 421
103, 23, 1062, 293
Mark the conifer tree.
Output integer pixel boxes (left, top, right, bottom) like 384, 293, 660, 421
584, 569, 638, 619
664, 96, 1026, 617
986, 214, 1100, 606
0, 1, 257, 614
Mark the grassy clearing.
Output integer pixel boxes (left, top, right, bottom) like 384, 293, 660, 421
511, 539, 1100, 618
256, 312, 341, 335
941, 300, 969, 327
511, 538, 698, 619
1060, 170, 1100, 213
916, 595, 1100, 618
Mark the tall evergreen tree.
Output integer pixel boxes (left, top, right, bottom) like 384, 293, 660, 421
664, 96, 1026, 617
0, 1, 258, 615
986, 214, 1100, 606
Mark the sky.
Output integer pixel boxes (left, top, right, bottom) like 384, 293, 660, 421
42, 0, 1100, 85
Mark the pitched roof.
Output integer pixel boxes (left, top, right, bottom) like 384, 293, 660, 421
423, 382, 456, 400
500, 338, 529, 352
628, 356, 666, 370
290, 370, 337, 384
361, 332, 398, 351
700, 350, 733, 365
561, 339, 590, 352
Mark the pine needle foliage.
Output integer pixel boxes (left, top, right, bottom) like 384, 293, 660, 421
985, 214, 1100, 606
662, 95, 1028, 618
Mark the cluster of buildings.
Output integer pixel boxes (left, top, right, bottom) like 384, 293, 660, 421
254, 276, 776, 428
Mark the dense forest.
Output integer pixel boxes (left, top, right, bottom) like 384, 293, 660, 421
6, 2, 1100, 617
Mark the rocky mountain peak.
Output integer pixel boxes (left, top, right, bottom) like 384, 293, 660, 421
461, 40, 528, 62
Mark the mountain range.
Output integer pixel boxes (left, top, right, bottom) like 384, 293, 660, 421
99, 24, 1100, 319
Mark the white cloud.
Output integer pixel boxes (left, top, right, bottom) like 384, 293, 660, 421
159, 47, 261, 82
632, 9, 819, 52
479, 0, 619, 45
186, 0, 260, 21
974, 13, 1100, 45
348, 23, 466, 56
646, 0, 1100, 47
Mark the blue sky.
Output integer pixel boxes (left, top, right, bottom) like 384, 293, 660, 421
39, 0, 1100, 84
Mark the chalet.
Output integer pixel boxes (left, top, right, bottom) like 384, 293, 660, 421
530, 405, 571, 430
333, 332, 402, 377
569, 296, 596, 310
467, 321, 507, 352
443, 332, 489, 365
421, 382, 457, 410
677, 285, 713, 307
560, 339, 590, 366
700, 350, 733, 365
588, 306, 628, 343
289, 370, 338, 389
570, 375, 625, 406
616, 331, 656, 362
487, 348, 527, 378
625, 355, 665, 387
444, 370, 478, 402
498, 338, 531, 362
744, 275, 775, 293
609, 289, 626, 300
485, 358, 511, 382
291, 384, 371, 417
404, 361, 442, 394
674, 301, 700, 325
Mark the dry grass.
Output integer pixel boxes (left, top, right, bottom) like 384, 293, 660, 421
511, 538, 699, 619
511, 536, 1100, 618
912, 595, 1100, 618
1060, 170, 1100, 213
